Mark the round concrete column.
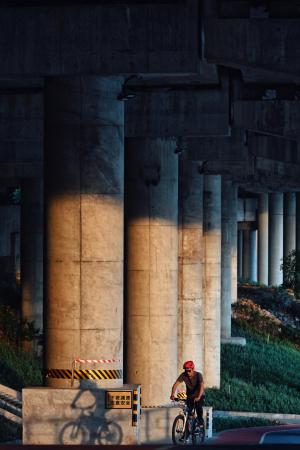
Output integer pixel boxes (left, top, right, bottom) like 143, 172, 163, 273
295, 193, 300, 297
21, 178, 43, 353
125, 138, 178, 406
268, 193, 283, 286
221, 179, 237, 339
203, 175, 221, 388
44, 76, 124, 388
250, 229, 257, 282
237, 229, 243, 280
178, 160, 203, 372
258, 193, 268, 285
242, 229, 250, 281
283, 192, 296, 258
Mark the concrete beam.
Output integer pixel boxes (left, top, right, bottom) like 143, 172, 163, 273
233, 100, 300, 139
0, 2, 200, 76
125, 86, 229, 137
205, 19, 300, 76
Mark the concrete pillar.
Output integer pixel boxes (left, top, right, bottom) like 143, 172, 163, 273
268, 193, 283, 286
250, 229, 257, 282
21, 178, 43, 352
44, 76, 124, 388
231, 192, 238, 304
237, 229, 243, 280
221, 179, 237, 339
295, 193, 300, 297
283, 193, 296, 258
242, 229, 250, 280
258, 193, 268, 285
178, 159, 204, 373
125, 138, 178, 406
203, 175, 221, 388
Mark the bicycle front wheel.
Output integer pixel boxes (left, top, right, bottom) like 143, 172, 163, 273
172, 415, 185, 445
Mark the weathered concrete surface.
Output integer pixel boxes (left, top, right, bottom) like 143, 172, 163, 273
238, 229, 243, 280
44, 76, 124, 387
242, 229, 251, 280
140, 406, 178, 444
0, 93, 43, 178
125, 138, 178, 406
178, 159, 204, 372
250, 229, 258, 282
126, 85, 229, 137
0, 205, 20, 278
205, 19, 300, 76
203, 175, 221, 388
268, 193, 283, 286
0, 2, 200, 75
258, 193, 268, 285
221, 179, 237, 338
234, 101, 300, 139
23, 386, 141, 445
21, 178, 43, 350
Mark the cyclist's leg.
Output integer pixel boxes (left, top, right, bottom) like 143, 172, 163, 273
195, 398, 205, 426
185, 398, 194, 439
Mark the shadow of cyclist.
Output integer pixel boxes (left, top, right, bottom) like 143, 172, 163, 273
59, 389, 123, 445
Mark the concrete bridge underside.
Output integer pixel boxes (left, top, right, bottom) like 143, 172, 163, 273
0, 0, 300, 444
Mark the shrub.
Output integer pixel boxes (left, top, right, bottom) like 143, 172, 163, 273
213, 416, 282, 432
281, 250, 296, 290
0, 340, 42, 390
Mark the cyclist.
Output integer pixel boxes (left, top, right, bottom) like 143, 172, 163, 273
170, 360, 205, 426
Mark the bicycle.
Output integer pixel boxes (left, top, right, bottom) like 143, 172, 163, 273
172, 398, 205, 445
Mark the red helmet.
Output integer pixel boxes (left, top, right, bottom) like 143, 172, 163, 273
183, 360, 195, 370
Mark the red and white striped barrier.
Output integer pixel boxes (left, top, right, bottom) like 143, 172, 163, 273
74, 358, 122, 364
71, 357, 122, 386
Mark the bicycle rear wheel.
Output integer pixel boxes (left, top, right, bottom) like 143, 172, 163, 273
191, 420, 205, 445
172, 415, 185, 445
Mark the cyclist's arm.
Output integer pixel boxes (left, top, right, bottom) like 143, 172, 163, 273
170, 380, 181, 400
194, 382, 205, 402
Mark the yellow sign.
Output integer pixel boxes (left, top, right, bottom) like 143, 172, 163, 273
105, 391, 132, 409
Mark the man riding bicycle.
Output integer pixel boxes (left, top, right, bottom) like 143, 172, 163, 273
170, 360, 205, 426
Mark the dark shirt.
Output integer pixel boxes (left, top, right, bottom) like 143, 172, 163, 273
176, 371, 204, 399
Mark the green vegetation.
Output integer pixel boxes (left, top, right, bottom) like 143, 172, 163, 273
206, 291, 300, 414
213, 416, 282, 433
0, 340, 42, 390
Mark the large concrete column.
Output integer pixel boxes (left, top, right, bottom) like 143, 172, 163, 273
21, 178, 43, 352
237, 229, 243, 280
125, 138, 178, 406
242, 229, 250, 280
283, 193, 296, 258
203, 175, 221, 388
221, 179, 237, 339
295, 193, 300, 297
44, 76, 124, 388
268, 193, 283, 286
258, 193, 268, 285
178, 159, 203, 373
250, 229, 257, 282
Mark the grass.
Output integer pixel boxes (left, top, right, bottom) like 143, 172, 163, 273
205, 322, 300, 414
0, 340, 42, 390
213, 417, 282, 433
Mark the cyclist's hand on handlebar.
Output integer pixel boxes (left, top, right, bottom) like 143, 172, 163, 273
170, 394, 175, 400
194, 396, 201, 402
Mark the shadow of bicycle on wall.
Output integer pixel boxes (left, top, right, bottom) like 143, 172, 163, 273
59, 389, 123, 445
